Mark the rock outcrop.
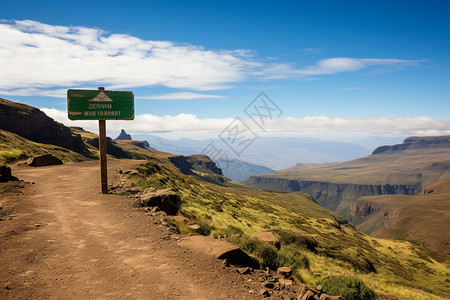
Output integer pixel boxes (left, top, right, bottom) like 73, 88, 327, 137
137, 188, 181, 215
169, 154, 223, 176
256, 232, 281, 250
0, 98, 86, 153
0, 165, 17, 182
116, 129, 132, 140
298, 285, 342, 300
178, 235, 259, 268
242, 176, 421, 217
372, 135, 450, 155
27, 154, 63, 167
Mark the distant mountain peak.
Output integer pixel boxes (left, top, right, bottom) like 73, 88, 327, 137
116, 129, 132, 140
372, 135, 450, 155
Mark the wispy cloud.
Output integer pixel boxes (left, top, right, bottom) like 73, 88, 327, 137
263, 58, 425, 79
42, 108, 450, 138
138, 92, 225, 100
302, 48, 322, 54
0, 20, 426, 97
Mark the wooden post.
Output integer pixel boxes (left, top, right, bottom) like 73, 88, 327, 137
98, 87, 108, 194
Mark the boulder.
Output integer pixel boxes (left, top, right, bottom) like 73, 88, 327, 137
167, 215, 189, 224
0, 165, 17, 182
259, 289, 271, 297
237, 267, 252, 274
256, 231, 281, 249
138, 188, 180, 215
187, 224, 204, 234
27, 154, 63, 167
300, 290, 317, 300
178, 235, 259, 268
277, 266, 293, 278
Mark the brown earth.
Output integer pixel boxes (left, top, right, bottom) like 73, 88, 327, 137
0, 160, 264, 299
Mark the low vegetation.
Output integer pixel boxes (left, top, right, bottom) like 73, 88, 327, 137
0, 129, 86, 165
320, 276, 376, 300
129, 159, 450, 299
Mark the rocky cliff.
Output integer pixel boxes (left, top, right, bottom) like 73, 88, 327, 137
242, 176, 421, 217
169, 154, 223, 177
0, 98, 86, 153
372, 135, 450, 154
242, 135, 450, 219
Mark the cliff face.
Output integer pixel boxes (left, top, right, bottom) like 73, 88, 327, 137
242, 176, 421, 217
0, 98, 85, 153
242, 135, 450, 220
372, 135, 450, 154
169, 154, 223, 176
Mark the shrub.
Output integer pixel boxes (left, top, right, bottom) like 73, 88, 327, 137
258, 244, 278, 270
274, 230, 318, 253
320, 276, 376, 300
230, 235, 280, 270
278, 248, 310, 270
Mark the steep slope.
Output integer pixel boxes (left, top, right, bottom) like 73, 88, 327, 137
0, 129, 87, 165
242, 136, 450, 218
350, 179, 450, 261
0, 98, 88, 154
125, 151, 449, 299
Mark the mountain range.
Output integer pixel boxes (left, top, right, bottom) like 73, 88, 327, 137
132, 134, 371, 171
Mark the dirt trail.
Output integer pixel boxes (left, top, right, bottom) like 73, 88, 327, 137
0, 160, 258, 299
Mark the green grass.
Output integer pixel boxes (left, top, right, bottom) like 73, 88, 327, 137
129, 158, 450, 299
0, 129, 86, 165
320, 276, 376, 300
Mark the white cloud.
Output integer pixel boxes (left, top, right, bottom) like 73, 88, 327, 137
0, 20, 253, 94
138, 92, 225, 100
0, 20, 425, 96
42, 108, 450, 139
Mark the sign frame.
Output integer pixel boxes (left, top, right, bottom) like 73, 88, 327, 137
67, 89, 134, 121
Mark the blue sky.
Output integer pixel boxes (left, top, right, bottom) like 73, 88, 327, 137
1, 0, 449, 140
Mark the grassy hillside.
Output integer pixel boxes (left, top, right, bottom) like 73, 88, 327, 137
126, 153, 450, 299
352, 179, 450, 262
0, 129, 87, 165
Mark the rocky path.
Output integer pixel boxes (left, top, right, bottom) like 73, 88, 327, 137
0, 160, 260, 299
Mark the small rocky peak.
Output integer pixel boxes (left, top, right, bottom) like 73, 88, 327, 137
116, 129, 132, 140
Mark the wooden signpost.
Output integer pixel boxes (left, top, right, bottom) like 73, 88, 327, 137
67, 87, 134, 193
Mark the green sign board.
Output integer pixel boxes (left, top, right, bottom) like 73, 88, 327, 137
67, 89, 134, 120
